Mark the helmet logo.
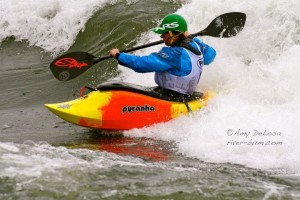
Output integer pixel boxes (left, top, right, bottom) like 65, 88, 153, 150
155, 22, 179, 31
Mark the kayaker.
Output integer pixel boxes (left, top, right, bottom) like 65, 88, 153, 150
109, 13, 216, 95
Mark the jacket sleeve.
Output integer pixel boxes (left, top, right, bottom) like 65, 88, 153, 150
193, 38, 216, 65
117, 48, 179, 73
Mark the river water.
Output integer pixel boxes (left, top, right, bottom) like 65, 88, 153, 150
1, 0, 300, 199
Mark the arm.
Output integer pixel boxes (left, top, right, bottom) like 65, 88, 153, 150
110, 48, 176, 73
193, 38, 216, 65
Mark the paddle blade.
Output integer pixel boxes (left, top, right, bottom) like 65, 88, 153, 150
50, 52, 95, 81
196, 12, 246, 38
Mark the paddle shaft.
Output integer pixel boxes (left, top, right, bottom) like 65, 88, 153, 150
93, 29, 209, 64
93, 40, 163, 63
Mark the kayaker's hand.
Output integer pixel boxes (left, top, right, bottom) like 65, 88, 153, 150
110, 49, 120, 59
184, 31, 190, 38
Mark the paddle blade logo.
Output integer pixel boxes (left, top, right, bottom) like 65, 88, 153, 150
55, 58, 88, 69
215, 17, 223, 27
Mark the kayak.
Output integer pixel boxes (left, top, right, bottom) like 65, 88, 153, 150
45, 81, 214, 130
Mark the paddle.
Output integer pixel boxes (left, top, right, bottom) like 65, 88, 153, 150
50, 12, 246, 81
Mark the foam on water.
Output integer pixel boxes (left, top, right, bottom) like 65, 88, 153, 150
0, 0, 115, 55
122, 0, 300, 172
0, 141, 148, 179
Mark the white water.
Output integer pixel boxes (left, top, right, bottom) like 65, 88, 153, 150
122, 0, 300, 172
0, 0, 115, 54
0, 141, 152, 179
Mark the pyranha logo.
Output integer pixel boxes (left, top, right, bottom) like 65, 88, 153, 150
55, 58, 88, 69
122, 104, 155, 114
155, 22, 179, 32
197, 58, 204, 68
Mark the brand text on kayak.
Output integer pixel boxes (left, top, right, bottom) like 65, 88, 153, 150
122, 105, 155, 114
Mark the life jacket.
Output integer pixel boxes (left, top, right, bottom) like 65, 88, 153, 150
154, 38, 204, 95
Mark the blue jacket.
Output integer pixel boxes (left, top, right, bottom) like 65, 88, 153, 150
117, 37, 216, 76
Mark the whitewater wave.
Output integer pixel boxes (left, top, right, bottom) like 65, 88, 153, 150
0, 141, 148, 179
122, 0, 300, 172
0, 0, 114, 55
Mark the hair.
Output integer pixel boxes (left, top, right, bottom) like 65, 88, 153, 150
171, 31, 186, 40
171, 31, 182, 35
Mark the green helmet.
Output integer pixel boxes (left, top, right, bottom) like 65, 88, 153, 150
152, 13, 187, 34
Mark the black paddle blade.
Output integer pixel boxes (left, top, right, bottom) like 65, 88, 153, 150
196, 12, 246, 38
50, 52, 95, 81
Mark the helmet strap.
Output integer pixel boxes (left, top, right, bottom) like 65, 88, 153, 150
168, 31, 183, 45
